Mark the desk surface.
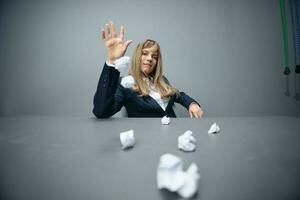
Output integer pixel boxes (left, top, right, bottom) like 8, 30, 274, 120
0, 116, 299, 200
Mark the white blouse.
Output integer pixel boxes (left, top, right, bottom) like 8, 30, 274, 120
106, 59, 170, 111
144, 78, 169, 111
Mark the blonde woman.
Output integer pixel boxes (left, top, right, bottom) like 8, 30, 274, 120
93, 21, 203, 118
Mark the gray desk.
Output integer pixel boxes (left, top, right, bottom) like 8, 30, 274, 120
0, 116, 299, 200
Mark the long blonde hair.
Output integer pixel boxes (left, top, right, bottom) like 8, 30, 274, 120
130, 39, 179, 99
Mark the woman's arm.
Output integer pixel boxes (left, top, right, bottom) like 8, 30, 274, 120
164, 76, 203, 118
175, 92, 204, 118
93, 63, 125, 118
93, 21, 132, 118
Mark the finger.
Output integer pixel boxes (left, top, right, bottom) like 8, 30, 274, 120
199, 111, 203, 118
199, 108, 204, 118
110, 21, 116, 38
119, 25, 124, 41
189, 110, 193, 118
120, 40, 132, 56
124, 40, 133, 50
101, 29, 105, 40
104, 23, 109, 39
195, 111, 199, 118
199, 111, 203, 119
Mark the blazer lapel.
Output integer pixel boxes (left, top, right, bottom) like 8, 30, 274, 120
165, 95, 176, 116
144, 96, 165, 112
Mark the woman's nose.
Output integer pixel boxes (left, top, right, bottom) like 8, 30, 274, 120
146, 55, 152, 61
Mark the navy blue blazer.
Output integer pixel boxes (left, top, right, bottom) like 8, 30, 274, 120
93, 63, 200, 118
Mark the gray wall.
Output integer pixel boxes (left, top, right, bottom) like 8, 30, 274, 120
0, 0, 299, 117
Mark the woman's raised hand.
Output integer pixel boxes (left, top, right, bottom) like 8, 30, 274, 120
101, 21, 133, 64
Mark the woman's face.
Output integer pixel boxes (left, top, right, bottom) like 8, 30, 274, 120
141, 44, 158, 76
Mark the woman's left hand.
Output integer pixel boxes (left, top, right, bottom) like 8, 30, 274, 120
188, 103, 204, 118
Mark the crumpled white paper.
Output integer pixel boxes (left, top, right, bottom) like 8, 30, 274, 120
121, 75, 135, 88
120, 129, 135, 149
177, 163, 200, 198
157, 153, 200, 198
161, 116, 171, 125
208, 122, 220, 134
178, 130, 196, 152
157, 154, 185, 192
114, 56, 130, 76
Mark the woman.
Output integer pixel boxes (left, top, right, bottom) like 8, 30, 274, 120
93, 21, 203, 118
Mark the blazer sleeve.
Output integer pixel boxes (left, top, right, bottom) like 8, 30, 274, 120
175, 92, 201, 110
92, 63, 125, 118
163, 76, 201, 110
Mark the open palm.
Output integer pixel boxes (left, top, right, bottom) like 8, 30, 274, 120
101, 21, 132, 64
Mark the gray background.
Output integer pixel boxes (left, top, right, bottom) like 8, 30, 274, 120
0, 0, 299, 117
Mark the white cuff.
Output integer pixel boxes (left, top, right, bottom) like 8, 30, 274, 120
115, 56, 130, 76
106, 61, 115, 67
106, 56, 130, 76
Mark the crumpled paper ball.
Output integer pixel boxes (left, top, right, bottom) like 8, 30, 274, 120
178, 130, 196, 152
208, 122, 220, 134
121, 75, 135, 88
161, 116, 171, 125
120, 129, 135, 149
157, 153, 200, 198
